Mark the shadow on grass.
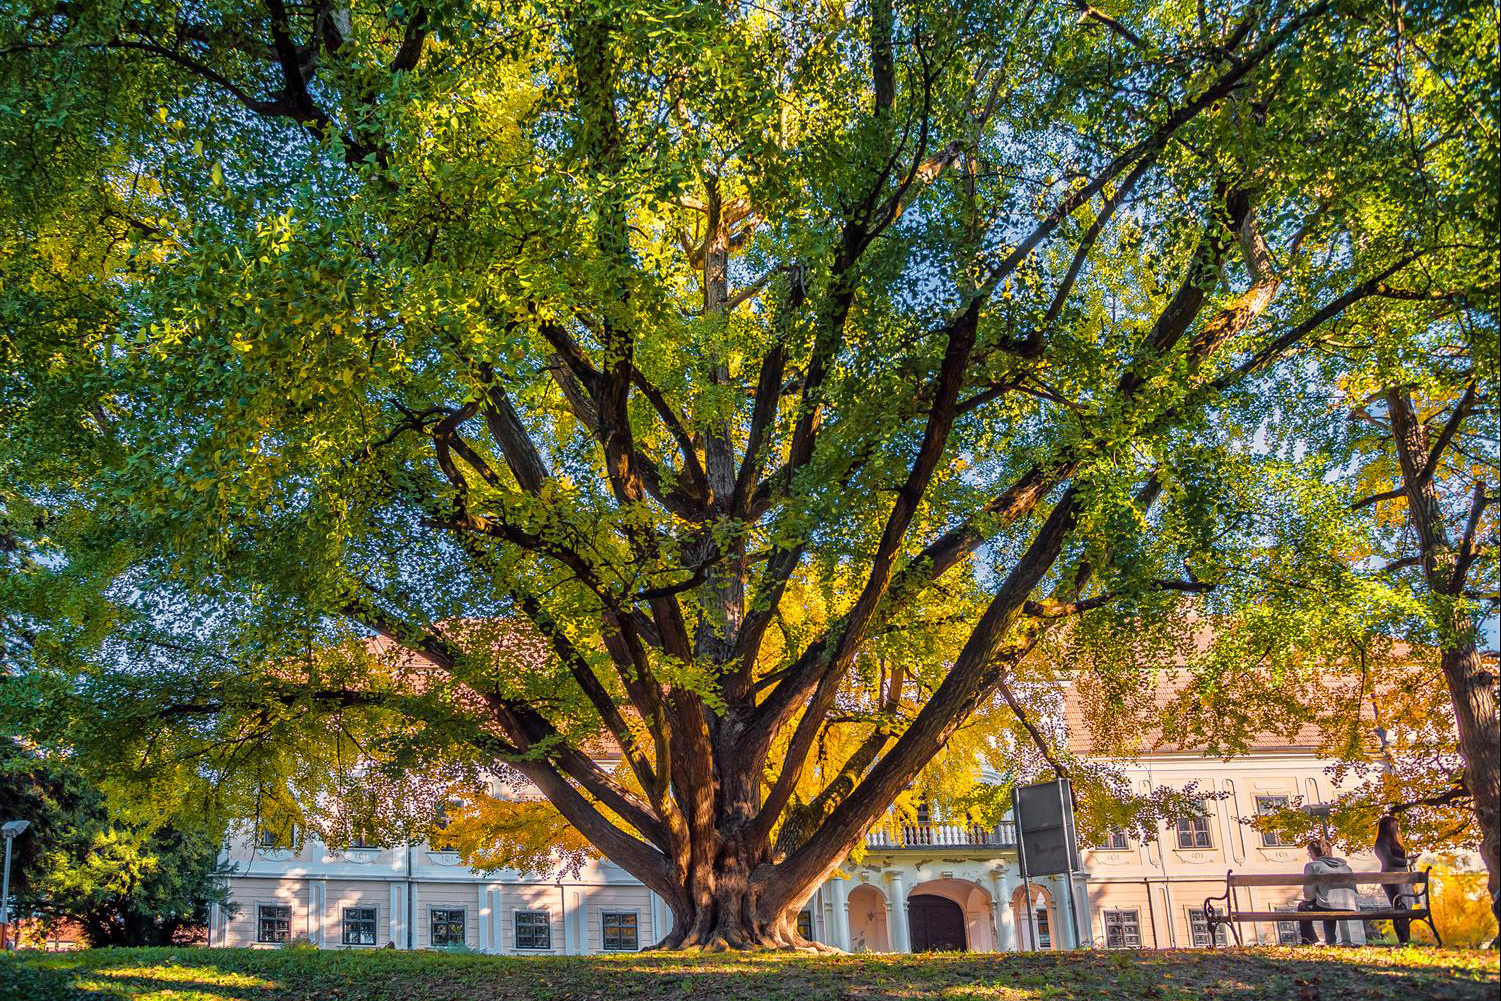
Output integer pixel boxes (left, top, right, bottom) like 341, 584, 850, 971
1, 945, 1496, 1001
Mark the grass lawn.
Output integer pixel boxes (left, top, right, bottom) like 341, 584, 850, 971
1, 946, 1496, 1001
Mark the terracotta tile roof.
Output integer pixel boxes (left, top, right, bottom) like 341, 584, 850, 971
1060, 668, 1339, 757
358, 621, 624, 760
1056, 623, 1436, 758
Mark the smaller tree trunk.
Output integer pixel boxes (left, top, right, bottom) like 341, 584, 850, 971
1385, 389, 1501, 932
1440, 644, 1501, 932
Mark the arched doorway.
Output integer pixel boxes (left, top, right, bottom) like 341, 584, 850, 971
907, 877, 997, 952
908, 894, 967, 951
847, 884, 890, 952
1010, 883, 1054, 950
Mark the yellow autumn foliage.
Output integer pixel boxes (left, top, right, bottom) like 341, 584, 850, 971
1412, 856, 1499, 949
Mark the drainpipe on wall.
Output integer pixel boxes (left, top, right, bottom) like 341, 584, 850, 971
1142, 878, 1159, 949
1151, 828, 1178, 947
406, 844, 414, 950
1160, 879, 1179, 948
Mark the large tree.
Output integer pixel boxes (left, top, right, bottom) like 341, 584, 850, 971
0, 740, 233, 947
1, 0, 1493, 948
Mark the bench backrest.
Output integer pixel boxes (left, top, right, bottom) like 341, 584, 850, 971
1226, 871, 1428, 888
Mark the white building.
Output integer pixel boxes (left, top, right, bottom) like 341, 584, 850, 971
213, 736, 1387, 952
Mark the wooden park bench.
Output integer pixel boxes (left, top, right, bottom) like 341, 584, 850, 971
1202, 868, 1439, 946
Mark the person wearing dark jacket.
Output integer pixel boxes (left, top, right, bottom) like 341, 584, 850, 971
1374, 815, 1412, 945
1298, 839, 1359, 944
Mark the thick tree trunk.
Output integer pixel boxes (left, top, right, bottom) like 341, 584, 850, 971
652, 847, 824, 952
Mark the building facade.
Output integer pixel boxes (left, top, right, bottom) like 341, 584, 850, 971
1077, 749, 1383, 948
214, 745, 1388, 953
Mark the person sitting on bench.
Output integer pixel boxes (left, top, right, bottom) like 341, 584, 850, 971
1298, 838, 1359, 945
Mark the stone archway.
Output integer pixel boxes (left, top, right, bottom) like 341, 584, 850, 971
1010, 883, 1055, 950
847, 883, 890, 952
908, 877, 996, 952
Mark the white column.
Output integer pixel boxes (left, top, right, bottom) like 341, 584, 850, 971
1158, 883, 1177, 948
1052, 875, 1078, 949
494, 885, 507, 953
571, 890, 585, 954
990, 864, 1014, 954
991, 867, 1015, 951
390, 883, 404, 949
829, 878, 851, 952
1074, 875, 1094, 949
1221, 780, 1244, 864
650, 891, 667, 947
885, 871, 909, 953
314, 880, 326, 947
478, 883, 490, 953
411, 882, 421, 950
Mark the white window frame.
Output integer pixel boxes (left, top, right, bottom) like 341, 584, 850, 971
430, 907, 467, 949
514, 909, 552, 951
256, 903, 292, 944
1187, 907, 1228, 947
600, 909, 640, 952
1254, 795, 1293, 847
1098, 828, 1129, 851
342, 906, 378, 946
1272, 904, 1301, 945
1102, 908, 1142, 949
257, 823, 297, 849
1176, 803, 1213, 849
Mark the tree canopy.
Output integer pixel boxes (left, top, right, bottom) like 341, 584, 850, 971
0, 740, 233, 947
0, 0, 1495, 948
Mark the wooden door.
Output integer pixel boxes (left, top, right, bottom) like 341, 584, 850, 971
908, 893, 967, 952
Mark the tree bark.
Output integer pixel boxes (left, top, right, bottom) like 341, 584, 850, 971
649, 843, 822, 952
1385, 389, 1501, 930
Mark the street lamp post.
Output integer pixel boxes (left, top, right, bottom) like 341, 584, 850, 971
1304, 804, 1333, 844
1, 819, 32, 951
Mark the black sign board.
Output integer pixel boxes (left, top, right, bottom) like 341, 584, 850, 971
1012, 778, 1080, 877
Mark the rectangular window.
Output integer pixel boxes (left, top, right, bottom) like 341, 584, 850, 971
1102, 909, 1142, 949
1273, 905, 1301, 945
1255, 796, 1293, 847
342, 906, 377, 946
256, 904, 292, 943
257, 824, 296, 849
796, 909, 814, 941
514, 910, 551, 951
1188, 908, 1228, 947
343, 789, 381, 848
430, 908, 466, 948
1176, 803, 1213, 849
1035, 908, 1051, 949
601, 911, 638, 951
428, 799, 465, 852
1098, 829, 1129, 850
